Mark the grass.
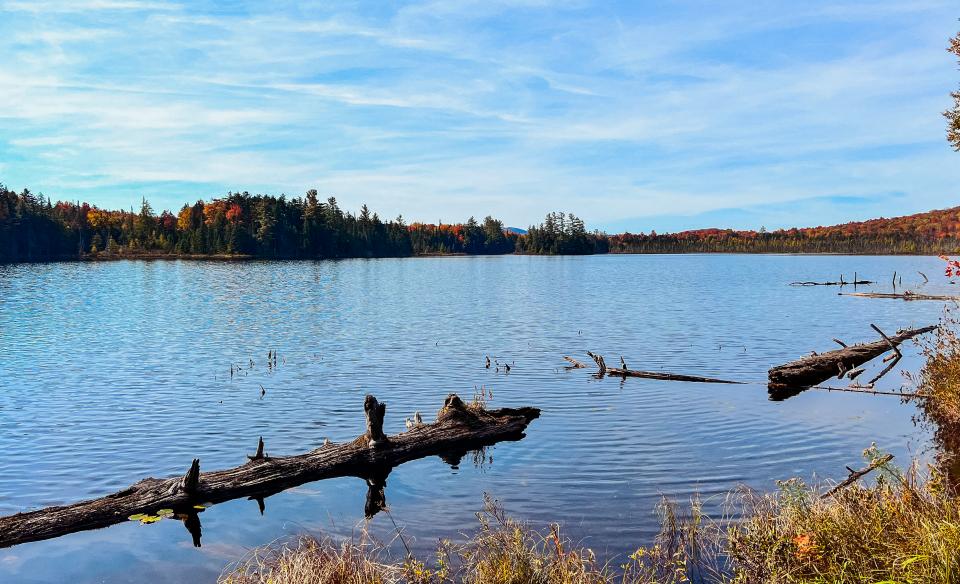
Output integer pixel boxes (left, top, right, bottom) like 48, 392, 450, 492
728, 448, 960, 583
220, 494, 723, 584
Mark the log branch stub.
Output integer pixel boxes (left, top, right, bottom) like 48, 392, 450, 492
866, 324, 902, 386
180, 459, 200, 494
248, 437, 265, 461
586, 351, 607, 375
364, 394, 388, 448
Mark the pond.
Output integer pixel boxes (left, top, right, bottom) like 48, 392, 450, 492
0, 254, 952, 583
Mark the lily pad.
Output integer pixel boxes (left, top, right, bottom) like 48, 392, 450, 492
128, 513, 147, 521
192, 505, 206, 510
140, 515, 161, 524
156, 508, 174, 517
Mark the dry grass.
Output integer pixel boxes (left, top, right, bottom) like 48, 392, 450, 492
728, 447, 960, 583
219, 495, 724, 584
915, 306, 960, 459
220, 535, 398, 584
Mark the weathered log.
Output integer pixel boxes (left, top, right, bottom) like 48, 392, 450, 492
0, 393, 539, 549
839, 292, 960, 301
768, 325, 935, 393
578, 353, 741, 384
790, 279, 873, 286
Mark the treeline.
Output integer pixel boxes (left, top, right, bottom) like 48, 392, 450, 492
0, 186, 529, 262
3, 184, 959, 261
609, 207, 960, 255
514, 211, 608, 254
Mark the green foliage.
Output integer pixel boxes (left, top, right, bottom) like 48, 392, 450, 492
0, 186, 524, 261
516, 211, 608, 255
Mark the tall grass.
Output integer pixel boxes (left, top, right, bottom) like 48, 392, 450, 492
914, 306, 960, 469
220, 495, 723, 584
728, 449, 960, 583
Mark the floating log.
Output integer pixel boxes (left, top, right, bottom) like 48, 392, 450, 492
839, 292, 960, 301
0, 394, 539, 549
768, 325, 936, 393
790, 279, 873, 286
573, 352, 742, 384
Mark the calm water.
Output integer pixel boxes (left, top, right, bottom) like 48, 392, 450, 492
0, 255, 953, 583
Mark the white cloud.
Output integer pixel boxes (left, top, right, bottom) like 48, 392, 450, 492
0, 0, 956, 229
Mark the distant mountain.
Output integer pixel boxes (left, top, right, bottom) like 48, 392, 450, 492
505, 227, 528, 235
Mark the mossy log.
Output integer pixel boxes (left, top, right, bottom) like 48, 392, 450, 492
0, 394, 539, 549
768, 325, 935, 393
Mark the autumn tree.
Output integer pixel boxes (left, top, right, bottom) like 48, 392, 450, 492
947, 27, 960, 150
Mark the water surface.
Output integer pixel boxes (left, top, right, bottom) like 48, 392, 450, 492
0, 255, 952, 583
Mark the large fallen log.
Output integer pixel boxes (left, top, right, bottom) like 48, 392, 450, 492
768, 325, 935, 394
839, 292, 960, 301
0, 393, 539, 549
572, 352, 742, 384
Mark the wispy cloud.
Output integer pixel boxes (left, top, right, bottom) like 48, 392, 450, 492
0, 0, 957, 230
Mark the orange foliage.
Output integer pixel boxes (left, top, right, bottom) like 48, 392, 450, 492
203, 200, 226, 225
177, 206, 194, 231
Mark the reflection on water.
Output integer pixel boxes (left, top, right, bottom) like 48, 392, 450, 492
0, 255, 952, 583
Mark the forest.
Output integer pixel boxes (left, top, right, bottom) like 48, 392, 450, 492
610, 207, 960, 254
1, 184, 958, 262
0, 186, 598, 261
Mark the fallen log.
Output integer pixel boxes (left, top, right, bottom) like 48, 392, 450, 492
767, 325, 935, 393
790, 279, 873, 286
572, 352, 742, 384
0, 393, 539, 549
839, 291, 960, 301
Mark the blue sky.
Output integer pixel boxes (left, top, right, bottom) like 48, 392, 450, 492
0, 0, 958, 232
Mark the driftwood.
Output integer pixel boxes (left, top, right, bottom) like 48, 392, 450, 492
790, 278, 873, 287
839, 291, 960, 301
572, 352, 742, 384
0, 393, 539, 549
768, 325, 935, 394
821, 454, 894, 499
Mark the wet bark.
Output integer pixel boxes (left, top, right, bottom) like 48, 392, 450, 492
768, 325, 935, 394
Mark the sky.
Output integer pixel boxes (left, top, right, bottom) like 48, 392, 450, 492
0, 0, 958, 233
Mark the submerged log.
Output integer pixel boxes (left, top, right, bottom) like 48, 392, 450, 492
790, 279, 874, 286
574, 352, 742, 384
0, 393, 539, 549
768, 325, 935, 393
839, 291, 960, 301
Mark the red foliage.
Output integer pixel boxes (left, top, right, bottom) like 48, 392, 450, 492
941, 256, 960, 279
225, 203, 243, 223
